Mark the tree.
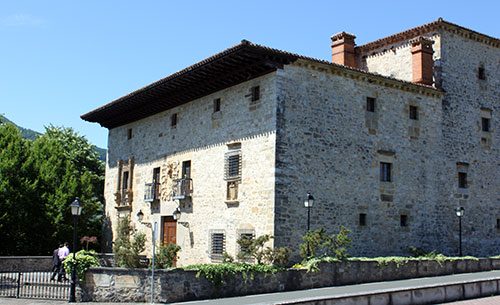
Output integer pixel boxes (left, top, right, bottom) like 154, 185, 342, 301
0, 124, 104, 255
28, 126, 105, 251
0, 124, 43, 254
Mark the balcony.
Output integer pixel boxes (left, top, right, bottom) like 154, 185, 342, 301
172, 178, 193, 200
114, 188, 133, 210
144, 182, 160, 202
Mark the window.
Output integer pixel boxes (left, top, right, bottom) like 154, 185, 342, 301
359, 213, 367, 226
366, 97, 376, 112
250, 86, 260, 102
182, 160, 191, 179
458, 172, 468, 189
213, 98, 221, 113
171, 113, 178, 127
380, 162, 392, 182
478, 65, 486, 80
127, 128, 132, 140
153, 167, 160, 184
224, 151, 241, 180
482, 117, 491, 132
409, 105, 419, 120
210, 232, 225, 259
400, 215, 408, 227
238, 232, 255, 256
497, 219, 500, 230
122, 171, 129, 190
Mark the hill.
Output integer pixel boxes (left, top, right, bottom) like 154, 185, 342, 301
0, 114, 106, 160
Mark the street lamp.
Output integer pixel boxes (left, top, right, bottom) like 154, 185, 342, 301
69, 198, 82, 303
304, 193, 315, 257
455, 207, 465, 256
136, 210, 157, 304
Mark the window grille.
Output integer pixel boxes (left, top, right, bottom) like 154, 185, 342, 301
366, 97, 376, 112
251, 86, 260, 102
224, 151, 241, 180
210, 231, 225, 259
380, 162, 392, 182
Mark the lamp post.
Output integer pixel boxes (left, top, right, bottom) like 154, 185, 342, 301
69, 198, 82, 303
304, 193, 315, 257
137, 210, 157, 304
455, 207, 465, 257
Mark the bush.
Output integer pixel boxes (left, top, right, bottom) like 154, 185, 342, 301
113, 216, 146, 268
62, 249, 100, 281
183, 262, 282, 287
237, 234, 290, 266
299, 226, 351, 260
155, 243, 181, 269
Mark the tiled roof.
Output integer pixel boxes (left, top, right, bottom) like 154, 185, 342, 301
357, 18, 500, 52
82, 40, 441, 129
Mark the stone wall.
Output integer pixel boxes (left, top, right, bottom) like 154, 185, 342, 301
104, 73, 279, 265
355, 27, 500, 256
0, 256, 52, 272
435, 30, 500, 256
81, 258, 500, 303
274, 62, 443, 259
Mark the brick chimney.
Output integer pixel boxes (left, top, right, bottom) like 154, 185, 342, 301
331, 32, 357, 68
411, 37, 434, 85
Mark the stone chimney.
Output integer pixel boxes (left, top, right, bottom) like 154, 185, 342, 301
411, 37, 434, 85
331, 32, 357, 68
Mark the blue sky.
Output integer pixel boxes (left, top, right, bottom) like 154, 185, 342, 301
1, 1, 498, 148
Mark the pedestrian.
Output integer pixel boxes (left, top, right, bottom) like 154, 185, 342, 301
58, 242, 70, 281
50, 244, 62, 281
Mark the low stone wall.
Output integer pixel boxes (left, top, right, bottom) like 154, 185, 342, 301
81, 258, 500, 303
0, 256, 52, 272
0, 253, 114, 273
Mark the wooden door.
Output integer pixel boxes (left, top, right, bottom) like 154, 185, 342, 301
162, 216, 177, 266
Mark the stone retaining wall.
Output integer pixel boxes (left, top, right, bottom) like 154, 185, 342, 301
81, 258, 500, 303
0, 254, 114, 272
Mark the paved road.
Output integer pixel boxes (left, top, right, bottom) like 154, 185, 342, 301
0, 271, 499, 304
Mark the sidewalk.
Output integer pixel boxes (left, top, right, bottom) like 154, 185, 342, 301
0, 270, 499, 304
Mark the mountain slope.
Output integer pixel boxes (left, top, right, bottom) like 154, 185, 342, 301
0, 114, 106, 160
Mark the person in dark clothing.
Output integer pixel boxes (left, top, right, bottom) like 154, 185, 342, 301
50, 244, 62, 281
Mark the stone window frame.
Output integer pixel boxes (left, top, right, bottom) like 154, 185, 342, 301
366, 97, 376, 112
250, 86, 260, 102
478, 64, 486, 80
127, 128, 133, 140
409, 105, 419, 120
209, 229, 226, 261
115, 157, 135, 208
236, 229, 255, 262
213, 98, 221, 113
496, 218, 500, 231
171, 113, 178, 128
225, 143, 242, 203
359, 213, 367, 227
400, 214, 409, 227
380, 162, 392, 182
456, 162, 469, 190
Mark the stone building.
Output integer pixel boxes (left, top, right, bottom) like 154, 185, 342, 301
82, 18, 499, 265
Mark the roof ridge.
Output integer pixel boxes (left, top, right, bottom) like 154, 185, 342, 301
356, 18, 500, 52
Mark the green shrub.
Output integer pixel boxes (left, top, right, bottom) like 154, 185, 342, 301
237, 234, 290, 266
62, 249, 100, 281
155, 243, 181, 269
299, 226, 351, 260
183, 262, 282, 286
113, 216, 146, 268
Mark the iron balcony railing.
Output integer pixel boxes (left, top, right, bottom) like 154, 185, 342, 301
144, 182, 160, 202
172, 178, 193, 200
